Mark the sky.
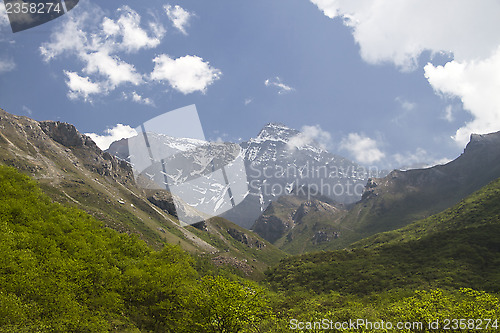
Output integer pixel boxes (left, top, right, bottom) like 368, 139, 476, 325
0, 0, 499, 170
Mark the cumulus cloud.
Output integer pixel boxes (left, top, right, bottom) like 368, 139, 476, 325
40, 4, 164, 100
102, 6, 165, 52
151, 54, 221, 94
0, 58, 15, 73
288, 125, 332, 150
425, 48, 500, 145
164, 4, 193, 35
123, 91, 155, 106
0, 4, 10, 27
86, 124, 138, 150
65, 71, 103, 101
310, 0, 500, 69
83, 51, 142, 88
310, 0, 500, 143
265, 76, 295, 94
340, 133, 385, 165
40, 3, 221, 102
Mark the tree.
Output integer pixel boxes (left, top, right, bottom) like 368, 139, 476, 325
195, 275, 273, 333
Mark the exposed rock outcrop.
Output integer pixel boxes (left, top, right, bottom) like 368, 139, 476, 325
227, 228, 265, 249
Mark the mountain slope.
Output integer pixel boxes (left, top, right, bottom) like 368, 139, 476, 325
353, 176, 500, 249
266, 176, 500, 295
0, 164, 274, 332
0, 108, 285, 274
252, 194, 347, 254
324, 131, 500, 249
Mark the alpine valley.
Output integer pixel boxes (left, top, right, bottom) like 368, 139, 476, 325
1, 106, 500, 332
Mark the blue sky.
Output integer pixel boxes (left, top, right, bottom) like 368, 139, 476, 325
1, 0, 499, 170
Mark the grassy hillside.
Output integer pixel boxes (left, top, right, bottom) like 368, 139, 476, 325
2, 164, 499, 332
0, 165, 273, 332
259, 177, 500, 332
266, 177, 500, 295
354, 177, 500, 249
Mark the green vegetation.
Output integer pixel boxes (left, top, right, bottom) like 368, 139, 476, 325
0, 165, 271, 332
354, 177, 500, 249
187, 216, 287, 277
263, 177, 500, 332
266, 178, 500, 295
266, 288, 500, 332
1, 163, 500, 332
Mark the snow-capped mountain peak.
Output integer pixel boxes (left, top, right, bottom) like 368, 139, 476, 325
251, 123, 299, 144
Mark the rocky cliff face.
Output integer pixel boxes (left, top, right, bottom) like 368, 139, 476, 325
40, 120, 134, 182
251, 194, 346, 253
360, 131, 500, 202
0, 109, 133, 184
39, 121, 94, 148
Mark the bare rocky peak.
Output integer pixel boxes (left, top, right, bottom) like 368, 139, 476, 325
39, 120, 97, 149
0, 108, 132, 183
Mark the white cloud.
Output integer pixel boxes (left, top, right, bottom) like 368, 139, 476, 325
40, 3, 220, 103
340, 133, 385, 165
0, 5, 15, 71
0, 3, 10, 27
123, 91, 155, 106
0, 58, 15, 73
83, 51, 142, 88
102, 6, 165, 52
287, 125, 332, 150
86, 124, 138, 150
395, 97, 416, 111
442, 105, 454, 123
64, 71, 103, 101
310, 0, 500, 144
22, 105, 32, 115
265, 76, 295, 94
310, 0, 500, 70
425, 48, 500, 145
164, 4, 193, 35
40, 7, 99, 61
244, 98, 253, 106
40, 4, 164, 100
151, 54, 221, 94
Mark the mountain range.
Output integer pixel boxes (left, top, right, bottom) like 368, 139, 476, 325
253, 130, 500, 253
2, 106, 500, 331
109, 122, 382, 229
2, 106, 500, 262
